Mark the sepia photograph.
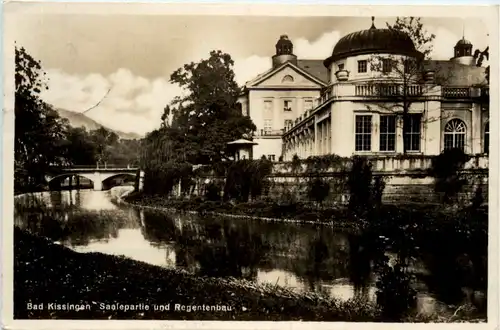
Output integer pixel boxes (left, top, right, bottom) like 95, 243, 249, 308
2, 2, 497, 327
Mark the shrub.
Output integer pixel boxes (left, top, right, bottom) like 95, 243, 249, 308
223, 159, 273, 202
205, 182, 221, 201
375, 262, 417, 321
430, 148, 471, 204
307, 178, 330, 205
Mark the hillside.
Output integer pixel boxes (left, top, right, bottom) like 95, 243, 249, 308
55, 108, 142, 140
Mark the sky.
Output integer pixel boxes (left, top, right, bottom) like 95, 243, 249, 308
4, 4, 491, 136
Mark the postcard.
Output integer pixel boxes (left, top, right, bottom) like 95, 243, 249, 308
2, 2, 498, 329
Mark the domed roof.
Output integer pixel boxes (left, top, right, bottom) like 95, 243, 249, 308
455, 37, 472, 47
276, 35, 293, 48
324, 17, 422, 67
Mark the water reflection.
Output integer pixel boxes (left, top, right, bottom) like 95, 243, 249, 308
15, 189, 486, 317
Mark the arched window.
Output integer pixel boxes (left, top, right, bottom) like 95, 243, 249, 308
444, 119, 466, 151
484, 122, 489, 154
282, 75, 294, 83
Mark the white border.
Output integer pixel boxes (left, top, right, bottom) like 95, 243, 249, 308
2, 2, 499, 330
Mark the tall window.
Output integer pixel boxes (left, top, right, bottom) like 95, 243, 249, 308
382, 59, 392, 73
355, 115, 372, 151
444, 119, 466, 151
264, 119, 273, 133
284, 100, 292, 112
404, 114, 422, 152
358, 60, 367, 73
264, 100, 273, 116
404, 59, 415, 73
380, 115, 396, 151
484, 122, 489, 154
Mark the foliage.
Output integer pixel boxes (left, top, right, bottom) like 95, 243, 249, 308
205, 182, 222, 201
387, 17, 436, 59
347, 157, 375, 219
305, 154, 350, 172
307, 178, 330, 205
375, 261, 417, 321
223, 159, 273, 202
140, 51, 259, 195
14, 46, 70, 192
167, 50, 256, 164
473, 46, 489, 85
290, 154, 301, 173
142, 160, 193, 196
430, 148, 471, 204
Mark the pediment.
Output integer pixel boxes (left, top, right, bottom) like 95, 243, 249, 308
247, 63, 326, 88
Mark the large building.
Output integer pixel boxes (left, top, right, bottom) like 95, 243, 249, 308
238, 18, 489, 160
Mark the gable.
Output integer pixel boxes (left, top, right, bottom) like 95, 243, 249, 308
252, 65, 325, 88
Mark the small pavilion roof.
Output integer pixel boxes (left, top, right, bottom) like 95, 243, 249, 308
227, 139, 258, 145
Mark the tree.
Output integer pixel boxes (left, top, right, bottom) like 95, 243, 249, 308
387, 17, 436, 59
367, 17, 448, 154
473, 46, 489, 84
14, 46, 68, 192
63, 127, 97, 166
168, 50, 256, 164
89, 127, 119, 166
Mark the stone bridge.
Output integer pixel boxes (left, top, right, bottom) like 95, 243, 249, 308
46, 165, 143, 191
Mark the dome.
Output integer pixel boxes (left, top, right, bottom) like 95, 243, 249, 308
275, 35, 293, 55
272, 34, 297, 68
455, 38, 472, 47
324, 18, 422, 67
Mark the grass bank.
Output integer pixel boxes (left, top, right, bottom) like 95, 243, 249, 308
123, 192, 486, 233
14, 227, 381, 321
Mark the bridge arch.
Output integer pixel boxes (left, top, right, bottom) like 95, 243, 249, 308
101, 173, 137, 190
46, 173, 95, 190
46, 167, 139, 191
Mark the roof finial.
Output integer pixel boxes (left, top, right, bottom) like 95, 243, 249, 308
462, 23, 465, 40
370, 16, 376, 29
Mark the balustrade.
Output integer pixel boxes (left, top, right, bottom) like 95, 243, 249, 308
255, 129, 284, 137
442, 87, 470, 98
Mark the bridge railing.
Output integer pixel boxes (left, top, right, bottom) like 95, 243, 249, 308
59, 164, 139, 170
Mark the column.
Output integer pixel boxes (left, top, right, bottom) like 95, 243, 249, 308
314, 120, 319, 156
327, 119, 332, 154
138, 170, 145, 192
471, 103, 482, 154
395, 115, 404, 154
372, 113, 380, 153
424, 100, 442, 155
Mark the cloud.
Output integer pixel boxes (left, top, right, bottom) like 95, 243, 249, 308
41, 68, 185, 135
293, 31, 341, 59
233, 55, 271, 86
38, 30, 343, 135
232, 30, 341, 86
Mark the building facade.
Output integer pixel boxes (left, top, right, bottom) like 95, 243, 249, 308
238, 18, 489, 160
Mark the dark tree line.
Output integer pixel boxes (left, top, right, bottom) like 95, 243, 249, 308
14, 46, 140, 193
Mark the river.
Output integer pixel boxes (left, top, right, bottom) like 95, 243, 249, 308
14, 188, 487, 318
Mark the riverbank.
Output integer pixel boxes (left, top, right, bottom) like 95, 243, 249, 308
15, 227, 486, 322
123, 192, 488, 234
15, 227, 381, 321
14, 188, 487, 322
